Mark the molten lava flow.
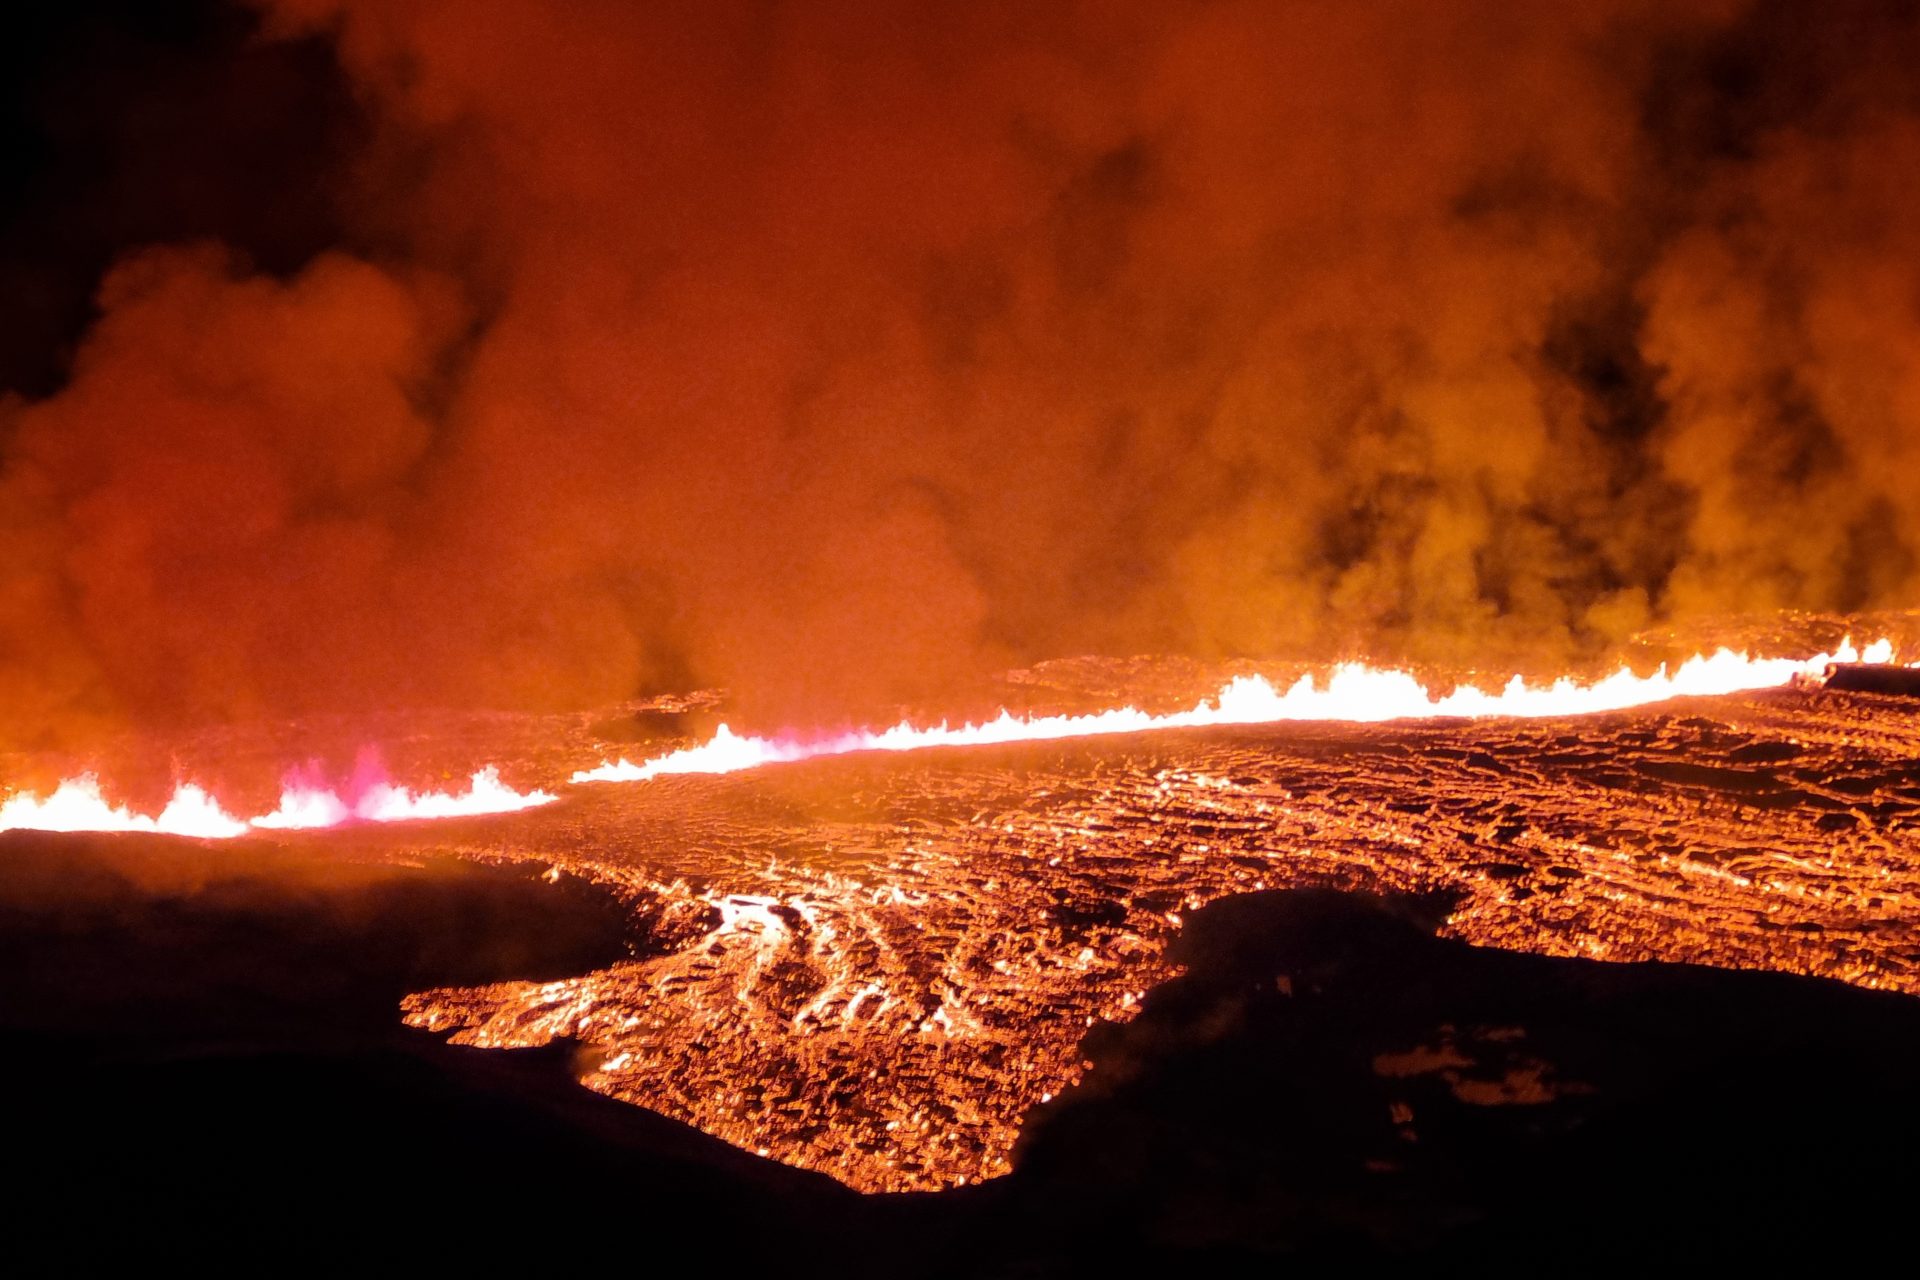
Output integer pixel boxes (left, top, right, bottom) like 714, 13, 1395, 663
0, 776, 248, 839
575, 639, 1901, 783
413, 646, 1920, 1193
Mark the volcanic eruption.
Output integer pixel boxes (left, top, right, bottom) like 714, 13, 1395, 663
6, 0, 1920, 1268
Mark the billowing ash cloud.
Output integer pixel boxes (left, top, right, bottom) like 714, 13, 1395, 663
2, 0, 1917, 745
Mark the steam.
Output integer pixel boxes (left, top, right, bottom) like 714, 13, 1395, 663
3, 0, 1918, 747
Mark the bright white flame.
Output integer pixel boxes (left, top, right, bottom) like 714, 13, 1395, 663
1, 639, 1907, 836
252, 766, 555, 829
0, 776, 247, 839
248, 786, 353, 831
575, 639, 1900, 784
2, 767, 553, 837
352, 766, 556, 823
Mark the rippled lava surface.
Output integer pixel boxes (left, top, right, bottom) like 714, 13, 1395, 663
305, 663, 1920, 1194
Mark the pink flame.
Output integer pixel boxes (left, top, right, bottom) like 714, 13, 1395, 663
251, 764, 556, 830
1, 763, 554, 839
1, 639, 1906, 837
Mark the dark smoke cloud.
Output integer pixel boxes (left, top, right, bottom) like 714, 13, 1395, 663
3, 0, 1918, 746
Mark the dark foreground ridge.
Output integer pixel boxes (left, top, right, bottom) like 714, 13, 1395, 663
0, 832, 859, 1265
976, 887, 1920, 1269
5, 834, 1918, 1272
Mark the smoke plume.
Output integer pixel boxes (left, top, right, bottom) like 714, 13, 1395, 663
3, 0, 1918, 746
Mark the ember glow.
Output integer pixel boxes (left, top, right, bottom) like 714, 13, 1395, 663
574, 639, 1899, 784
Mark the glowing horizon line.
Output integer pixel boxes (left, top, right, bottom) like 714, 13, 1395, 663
573, 638, 1899, 784
0, 766, 555, 840
1, 639, 1904, 837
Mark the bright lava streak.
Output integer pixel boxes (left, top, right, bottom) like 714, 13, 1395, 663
575, 638, 1902, 784
0, 776, 248, 839
2, 767, 554, 839
0, 641, 1904, 836
253, 766, 556, 829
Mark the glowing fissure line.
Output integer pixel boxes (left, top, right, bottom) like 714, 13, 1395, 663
574, 639, 1901, 784
0, 640, 1904, 838
0, 766, 554, 840
251, 766, 555, 829
0, 777, 250, 839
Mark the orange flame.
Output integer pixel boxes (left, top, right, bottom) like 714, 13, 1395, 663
574, 639, 1901, 784
0, 776, 248, 839
0, 766, 553, 839
250, 766, 555, 829
1, 639, 1904, 837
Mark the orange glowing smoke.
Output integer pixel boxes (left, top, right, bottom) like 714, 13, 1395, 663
10, 4, 1920, 756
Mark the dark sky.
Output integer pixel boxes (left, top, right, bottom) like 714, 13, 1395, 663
2, 0, 1918, 751
0, 2, 363, 396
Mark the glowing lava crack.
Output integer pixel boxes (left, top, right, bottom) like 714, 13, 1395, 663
0, 767, 555, 839
573, 640, 1898, 783
0, 639, 1902, 838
